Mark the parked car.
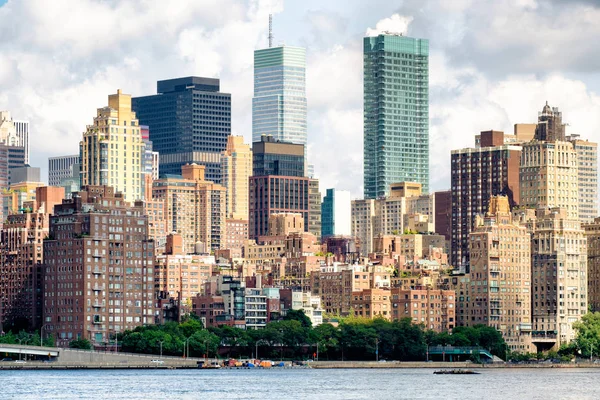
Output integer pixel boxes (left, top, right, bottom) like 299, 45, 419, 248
150, 360, 164, 364
1, 358, 12, 362
14, 360, 26, 364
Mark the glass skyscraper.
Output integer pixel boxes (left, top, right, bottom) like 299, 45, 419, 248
252, 46, 307, 164
363, 34, 429, 199
132, 77, 231, 183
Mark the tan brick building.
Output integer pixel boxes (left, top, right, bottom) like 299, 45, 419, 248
153, 164, 226, 253
391, 287, 455, 332
468, 196, 534, 352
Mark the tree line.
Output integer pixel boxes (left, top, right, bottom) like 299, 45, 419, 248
115, 311, 507, 361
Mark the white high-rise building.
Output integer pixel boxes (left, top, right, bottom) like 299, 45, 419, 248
14, 120, 29, 165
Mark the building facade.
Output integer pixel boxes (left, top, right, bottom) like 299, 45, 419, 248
451, 130, 522, 270
49, 155, 80, 187
0, 212, 48, 330
584, 217, 600, 312
468, 196, 534, 352
132, 77, 231, 182
80, 90, 144, 203
567, 135, 598, 223
252, 46, 307, 166
43, 186, 155, 347
363, 34, 429, 198
152, 164, 226, 253
531, 208, 587, 348
321, 188, 352, 238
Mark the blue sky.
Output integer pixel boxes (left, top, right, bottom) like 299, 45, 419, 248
0, 0, 599, 197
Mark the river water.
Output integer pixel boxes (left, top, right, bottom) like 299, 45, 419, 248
1, 368, 597, 399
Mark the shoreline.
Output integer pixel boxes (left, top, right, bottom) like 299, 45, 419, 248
1, 360, 599, 370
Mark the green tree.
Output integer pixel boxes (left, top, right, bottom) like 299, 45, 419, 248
574, 312, 600, 358
69, 338, 92, 350
284, 309, 312, 328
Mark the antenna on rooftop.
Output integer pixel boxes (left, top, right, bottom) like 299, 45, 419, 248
268, 14, 273, 48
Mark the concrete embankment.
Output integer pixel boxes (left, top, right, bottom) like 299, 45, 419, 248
311, 361, 600, 369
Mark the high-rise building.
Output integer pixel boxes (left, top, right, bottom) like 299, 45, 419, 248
468, 196, 534, 352
252, 46, 307, 165
13, 120, 29, 165
221, 136, 252, 221
529, 207, 587, 349
249, 137, 319, 240
584, 217, 600, 312
321, 189, 352, 238
48, 155, 80, 186
132, 77, 231, 182
43, 186, 155, 347
80, 90, 145, 203
0, 211, 48, 330
451, 130, 521, 270
155, 234, 214, 303
434, 190, 451, 242
0, 112, 29, 165
567, 134, 597, 223
152, 164, 226, 253
520, 104, 578, 220
363, 34, 429, 198
221, 136, 252, 257
0, 144, 26, 228
352, 182, 436, 255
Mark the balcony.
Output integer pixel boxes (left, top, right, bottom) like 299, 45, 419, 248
92, 285, 104, 292
92, 302, 104, 308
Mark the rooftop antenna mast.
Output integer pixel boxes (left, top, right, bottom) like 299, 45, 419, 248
268, 14, 273, 48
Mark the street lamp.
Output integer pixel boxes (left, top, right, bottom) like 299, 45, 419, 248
375, 338, 379, 362
158, 340, 164, 359
16, 339, 22, 361
40, 324, 49, 347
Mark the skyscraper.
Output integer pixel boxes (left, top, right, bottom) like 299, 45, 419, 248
79, 90, 145, 203
567, 134, 598, 223
363, 34, 429, 198
252, 46, 307, 165
132, 77, 231, 183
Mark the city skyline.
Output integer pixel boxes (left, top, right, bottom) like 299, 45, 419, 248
2, 1, 600, 199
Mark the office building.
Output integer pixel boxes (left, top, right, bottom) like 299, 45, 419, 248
468, 196, 534, 352
152, 164, 226, 253
253, 46, 307, 166
0, 144, 26, 227
451, 130, 522, 270
79, 90, 144, 203
363, 34, 429, 198
43, 186, 155, 347
132, 77, 231, 182
321, 189, 352, 238
249, 136, 319, 240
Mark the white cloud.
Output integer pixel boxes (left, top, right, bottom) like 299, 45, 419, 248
1, 0, 600, 201
365, 14, 413, 37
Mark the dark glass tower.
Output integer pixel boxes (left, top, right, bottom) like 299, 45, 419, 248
132, 77, 231, 183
